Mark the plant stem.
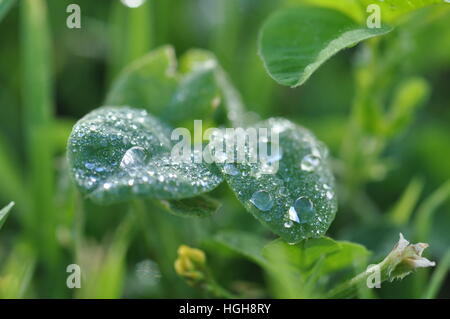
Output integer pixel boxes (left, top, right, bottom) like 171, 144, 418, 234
21, 0, 61, 296
422, 250, 450, 299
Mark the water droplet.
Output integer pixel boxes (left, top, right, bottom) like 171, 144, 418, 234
284, 220, 293, 228
250, 190, 273, 211
224, 163, 239, 176
326, 191, 334, 199
95, 166, 105, 173
120, 146, 148, 169
288, 206, 300, 223
278, 186, 288, 196
294, 196, 315, 223
85, 162, 95, 170
301, 154, 320, 172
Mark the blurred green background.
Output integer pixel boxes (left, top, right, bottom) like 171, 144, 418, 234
0, 0, 449, 298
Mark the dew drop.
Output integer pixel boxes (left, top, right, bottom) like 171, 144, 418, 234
120, 146, 148, 169
250, 190, 273, 212
223, 163, 239, 176
294, 196, 315, 223
284, 220, 294, 228
300, 154, 320, 172
278, 186, 288, 196
326, 191, 334, 200
85, 162, 96, 170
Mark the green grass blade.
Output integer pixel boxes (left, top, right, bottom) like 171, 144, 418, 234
0, 242, 36, 298
21, 0, 59, 272
414, 179, 450, 242
0, 201, 14, 230
388, 177, 424, 226
422, 250, 450, 299
107, 0, 153, 81
0, 136, 28, 211
0, 0, 16, 22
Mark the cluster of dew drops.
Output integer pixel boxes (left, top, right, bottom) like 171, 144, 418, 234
219, 119, 336, 236
69, 107, 221, 197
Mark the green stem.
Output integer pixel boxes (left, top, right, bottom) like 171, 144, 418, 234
21, 0, 61, 296
328, 258, 390, 299
422, 250, 450, 299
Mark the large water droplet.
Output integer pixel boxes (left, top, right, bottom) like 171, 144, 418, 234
287, 197, 315, 225
120, 146, 148, 169
250, 190, 273, 211
300, 154, 320, 172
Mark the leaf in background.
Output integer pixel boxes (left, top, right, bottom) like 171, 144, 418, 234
385, 77, 430, 137
216, 118, 337, 243
388, 177, 424, 226
105, 46, 178, 118
286, 0, 365, 23
0, 201, 14, 230
0, 242, 35, 298
263, 237, 370, 298
105, 46, 244, 127
359, 0, 447, 22
258, 6, 392, 87
213, 231, 270, 267
414, 179, 450, 242
67, 107, 223, 205
76, 213, 134, 298
161, 66, 220, 127
178, 49, 248, 127
0, 0, 15, 23
264, 237, 370, 276
0, 136, 28, 211
21, 0, 58, 269
160, 195, 221, 218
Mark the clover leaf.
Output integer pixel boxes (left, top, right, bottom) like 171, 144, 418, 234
214, 118, 338, 243
258, 6, 392, 87
67, 107, 223, 205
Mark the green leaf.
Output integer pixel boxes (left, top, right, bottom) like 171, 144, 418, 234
161, 67, 220, 126
385, 77, 430, 137
179, 49, 248, 127
388, 177, 424, 226
414, 179, 450, 242
105, 46, 178, 118
67, 107, 223, 205
360, 0, 447, 22
258, 6, 392, 87
0, 0, 16, 23
159, 195, 221, 218
213, 231, 270, 267
287, 0, 365, 23
215, 118, 337, 243
105, 46, 244, 127
264, 237, 370, 276
0, 201, 14, 231
262, 237, 370, 298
